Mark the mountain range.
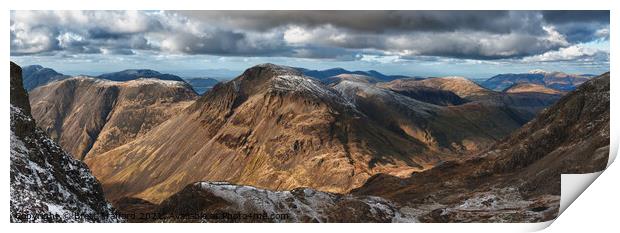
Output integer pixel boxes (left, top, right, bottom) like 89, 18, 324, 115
20, 65, 194, 91
481, 70, 593, 92
21, 64, 591, 97
96, 69, 185, 82
10, 61, 609, 223
74, 64, 560, 204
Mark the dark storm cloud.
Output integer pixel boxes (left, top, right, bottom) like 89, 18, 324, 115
177, 11, 539, 34
10, 10, 609, 63
542, 10, 609, 24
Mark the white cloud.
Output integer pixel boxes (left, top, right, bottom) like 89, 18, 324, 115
522, 44, 608, 62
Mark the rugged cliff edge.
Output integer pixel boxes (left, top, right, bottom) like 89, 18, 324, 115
10, 62, 120, 223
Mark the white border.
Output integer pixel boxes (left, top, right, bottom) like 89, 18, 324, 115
2, 1, 617, 232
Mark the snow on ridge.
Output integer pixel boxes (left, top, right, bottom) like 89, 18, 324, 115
333, 80, 439, 114
193, 181, 415, 222
124, 78, 189, 87
254, 63, 300, 75
272, 75, 333, 94
270, 75, 353, 102
47, 76, 189, 88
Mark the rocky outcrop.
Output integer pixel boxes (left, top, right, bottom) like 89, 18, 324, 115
10, 63, 31, 115
10, 62, 119, 223
353, 72, 609, 222
29, 77, 197, 160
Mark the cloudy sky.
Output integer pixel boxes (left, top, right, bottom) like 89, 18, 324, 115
10, 10, 609, 78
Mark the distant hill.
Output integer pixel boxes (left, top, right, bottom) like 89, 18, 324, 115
21, 65, 70, 91
502, 83, 563, 95
481, 70, 592, 91
296, 67, 410, 82
97, 69, 185, 82
184, 77, 220, 94
22, 65, 193, 92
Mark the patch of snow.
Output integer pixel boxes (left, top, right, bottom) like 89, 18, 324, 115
195, 181, 412, 222
10, 104, 120, 223
333, 80, 439, 115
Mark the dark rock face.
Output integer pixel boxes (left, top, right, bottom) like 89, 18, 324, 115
10, 63, 31, 114
390, 86, 467, 106
21, 65, 70, 91
352, 73, 610, 222
97, 69, 185, 82
10, 62, 120, 223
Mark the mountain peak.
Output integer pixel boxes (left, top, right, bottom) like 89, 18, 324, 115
118, 69, 161, 75
23, 64, 44, 70
238, 64, 342, 100
325, 67, 349, 72
251, 63, 301, 75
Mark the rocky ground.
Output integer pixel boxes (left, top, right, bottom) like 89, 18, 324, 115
10, 62, 121, 223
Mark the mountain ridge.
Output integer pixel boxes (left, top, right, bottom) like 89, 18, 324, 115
29, 76, 197, 160
352, 72, 610, 222
97, 69, 185, 82
481, 71, 592, 92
